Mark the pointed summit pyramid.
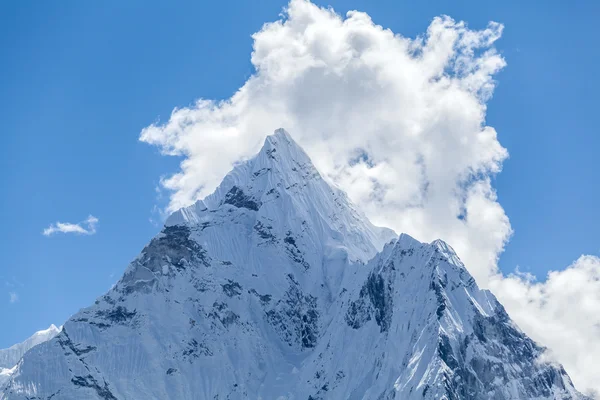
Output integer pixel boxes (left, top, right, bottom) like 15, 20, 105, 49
2, 130, 587, 400
167, 128, 396, 264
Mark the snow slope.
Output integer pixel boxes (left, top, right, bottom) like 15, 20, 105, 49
1, 130, 587, 399
0, 325, 60, 388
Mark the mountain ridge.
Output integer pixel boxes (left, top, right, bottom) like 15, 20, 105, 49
1, 129, 587, 399
0, 325, 60, 388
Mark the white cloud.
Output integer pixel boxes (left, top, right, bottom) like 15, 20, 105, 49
43, 215, 99, 236
9, 292, 18, 304
141, 1, 509, 283
490, 256, 600, 397
139, 0, 599, 395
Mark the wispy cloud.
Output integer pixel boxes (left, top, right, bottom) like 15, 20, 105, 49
9, 291, 18, 304
43, 215, 99, 236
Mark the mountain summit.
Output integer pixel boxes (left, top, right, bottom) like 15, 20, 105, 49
1, 130, 586, 399
166, 128, 395, 264
0, 325, 60, 388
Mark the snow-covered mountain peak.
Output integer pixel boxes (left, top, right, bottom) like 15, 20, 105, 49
338, 234, 584, 399
166, 129, 396, 264
2, 130, 588, 400
33, 324, 60, 338
0, 325, 61, 370
0, 325, 61, 389
175, 128, 322, 212
430, 238, 464, 267
261, 127, 309, 163
396, 232, 421, 248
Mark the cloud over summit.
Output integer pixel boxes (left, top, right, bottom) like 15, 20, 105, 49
140, 1, 600, 395
141, 0, 509, 282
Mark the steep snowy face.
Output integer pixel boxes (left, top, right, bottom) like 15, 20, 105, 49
167, 128, 396, 264
1, 130, 587, 400
300, 235, 585, 399
0, 325, 60, 388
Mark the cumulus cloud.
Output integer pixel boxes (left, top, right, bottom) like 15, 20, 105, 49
490, 256, 600, 397
141, 0, 509, 283
139, 0, 598, 395
43, 215, 99, 236
9, 292, 18, 304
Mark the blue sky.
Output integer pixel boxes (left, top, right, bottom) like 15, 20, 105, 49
1, 0, 598, 350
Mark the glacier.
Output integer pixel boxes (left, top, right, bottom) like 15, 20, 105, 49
1, 129, 587, 399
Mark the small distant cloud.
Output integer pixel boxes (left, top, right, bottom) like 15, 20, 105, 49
9, 291, 18, 303
43, 215, 99, 236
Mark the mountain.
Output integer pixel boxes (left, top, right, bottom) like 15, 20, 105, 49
0, 325, 60, 388
1, 129, 586, 399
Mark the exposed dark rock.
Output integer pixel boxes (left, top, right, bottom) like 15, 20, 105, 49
422, 385, 430, 397
431, 303, 580, 400
191, 278, 209, 293
345, 272, 393, 332
88, 322, 111, 330
70, 375, 117, 400
265, 188, 279, 197
223, 186, 260, 211
56, 328, 97, 358
364, 273, 392, 332
95, 306, 137, 324
208, 302, 240, 328
253, 167, 271, 177
345, 296, 372, 329
284, 232, 310, 270
182, 339, 213, 360
266, 281, 319, 349
430, 278, 446, 320
248, 289, 272, 304
438, 335, 458, 370
254, 221, 276, 243
266, 148, 277, 160
221, 280, 242, 297
120, 225, 210, 295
